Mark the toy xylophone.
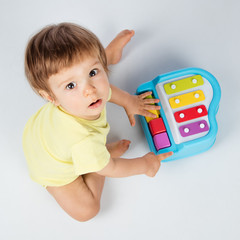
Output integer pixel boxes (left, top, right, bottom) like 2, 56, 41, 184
136, 68, 221, 162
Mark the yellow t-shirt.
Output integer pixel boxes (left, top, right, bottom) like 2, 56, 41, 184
22, 102, 110, 188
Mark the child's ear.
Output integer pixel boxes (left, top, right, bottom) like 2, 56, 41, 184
39, 90, 59, 106
39, 90, 52, 102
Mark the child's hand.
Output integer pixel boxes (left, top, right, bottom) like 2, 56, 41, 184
124, 91, 160, 126
143, 152, 173, 177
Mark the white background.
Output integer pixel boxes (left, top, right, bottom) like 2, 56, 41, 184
1, 0, 239, 239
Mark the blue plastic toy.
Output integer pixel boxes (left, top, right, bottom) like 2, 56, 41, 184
136, 68, 221, 162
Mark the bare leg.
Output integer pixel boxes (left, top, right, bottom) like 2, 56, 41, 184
82, 173, 105, 202
105, 30, 135, 65
47, 175, 103, 222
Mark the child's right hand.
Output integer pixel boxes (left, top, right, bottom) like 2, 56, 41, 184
143, 152, 173, 177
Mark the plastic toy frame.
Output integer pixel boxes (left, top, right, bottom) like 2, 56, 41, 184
136, 68, 221, 162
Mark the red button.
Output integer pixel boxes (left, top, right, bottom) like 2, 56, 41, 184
149, 118, 166, 136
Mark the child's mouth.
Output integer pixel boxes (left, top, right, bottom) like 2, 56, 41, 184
88, 99, 102, 109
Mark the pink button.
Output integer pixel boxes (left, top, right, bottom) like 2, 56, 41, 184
153, 132, 171, 150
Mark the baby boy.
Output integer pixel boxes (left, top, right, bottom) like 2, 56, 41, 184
23, 23, 173, 221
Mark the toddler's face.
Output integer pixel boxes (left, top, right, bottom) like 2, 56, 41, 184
47, 56, 110, 120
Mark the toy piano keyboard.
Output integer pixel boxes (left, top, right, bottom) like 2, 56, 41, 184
136, 68, 221, 162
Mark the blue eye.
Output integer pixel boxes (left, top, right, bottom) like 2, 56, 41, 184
66, 82, 76, 90
89, 69, 98, 77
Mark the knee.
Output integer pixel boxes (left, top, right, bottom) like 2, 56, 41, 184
72, 201, 100, 222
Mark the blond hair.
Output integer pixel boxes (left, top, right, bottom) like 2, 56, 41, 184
25, 22, 108, 98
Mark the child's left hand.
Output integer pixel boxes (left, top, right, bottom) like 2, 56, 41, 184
124, 91, 160, 126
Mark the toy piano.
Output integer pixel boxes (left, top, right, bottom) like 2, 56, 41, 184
136, 68, 221, 162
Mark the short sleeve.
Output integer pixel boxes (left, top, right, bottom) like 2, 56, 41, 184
71, 136, 110, 175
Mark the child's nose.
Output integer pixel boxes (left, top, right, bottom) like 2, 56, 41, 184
83, 84, 96, 97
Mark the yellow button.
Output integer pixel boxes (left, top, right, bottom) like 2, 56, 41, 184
144, 94, 160, 122
145, 109, 159, 123
169, 90, 205, 109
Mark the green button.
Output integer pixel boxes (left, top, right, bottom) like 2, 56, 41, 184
164, 75, 204, 95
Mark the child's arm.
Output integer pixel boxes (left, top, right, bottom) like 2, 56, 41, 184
97, 152, 173, 178
109, 84, 160, 126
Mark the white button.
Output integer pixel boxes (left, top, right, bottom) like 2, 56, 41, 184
171, 84, 176, 89
194, 93, 200, 98
179, 113, 185, 118
184, 128, 190, 133
200, 123, 205, 129
197, 108, 203, 113
175, 98, 180, 104
192, 79, 198, 84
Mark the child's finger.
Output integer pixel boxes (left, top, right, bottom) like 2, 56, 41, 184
128, 114, 136, 126
140, 110, 157, 119
142, 108, 160, 118
144, 104, 161, 111
143, 98, 160, 104
139, 91, 153, 99
157, 152, 173, 161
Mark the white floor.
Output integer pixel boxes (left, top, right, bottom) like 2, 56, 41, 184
1, 0, 239, 239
